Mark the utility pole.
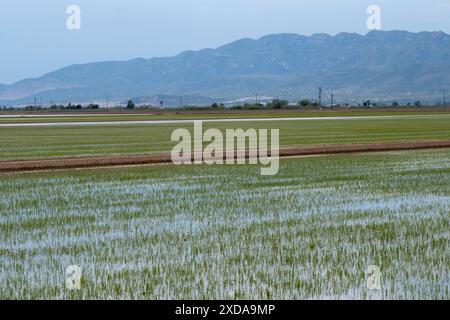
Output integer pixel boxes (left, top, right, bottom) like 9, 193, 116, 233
318, 87, 322, 110
106, 96, 109, 108
330, 94, 334, 109
255, 94, 258, 105
34, 97, 37, 108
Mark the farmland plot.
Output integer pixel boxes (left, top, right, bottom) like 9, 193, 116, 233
0, 149, 449, 299
0, 114, 449, 160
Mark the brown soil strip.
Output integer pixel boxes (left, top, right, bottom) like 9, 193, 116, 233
1, 140, 449, 173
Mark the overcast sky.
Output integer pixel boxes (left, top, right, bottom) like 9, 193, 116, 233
1, 0, 449, 84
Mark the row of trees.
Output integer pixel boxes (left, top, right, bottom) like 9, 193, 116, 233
22, 103, 100, 110
0, 98, 440, 111
216, 99, 318, 109
222, 99, 426, 109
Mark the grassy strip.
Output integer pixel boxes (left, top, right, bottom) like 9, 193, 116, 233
1, 110, 450, 123
0, 115, 449, 160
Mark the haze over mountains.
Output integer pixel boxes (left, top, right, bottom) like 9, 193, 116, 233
1, 30, 449, 106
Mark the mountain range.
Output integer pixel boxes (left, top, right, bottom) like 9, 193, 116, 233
1, 30, 449, 106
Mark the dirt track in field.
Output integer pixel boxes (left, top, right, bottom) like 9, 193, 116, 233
1, 140, 449, 173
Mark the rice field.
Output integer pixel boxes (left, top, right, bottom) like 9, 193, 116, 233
1, 149, 449, 299
1, 114, 449, 160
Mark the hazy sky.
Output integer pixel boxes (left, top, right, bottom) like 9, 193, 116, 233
1, 0, 449, 83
